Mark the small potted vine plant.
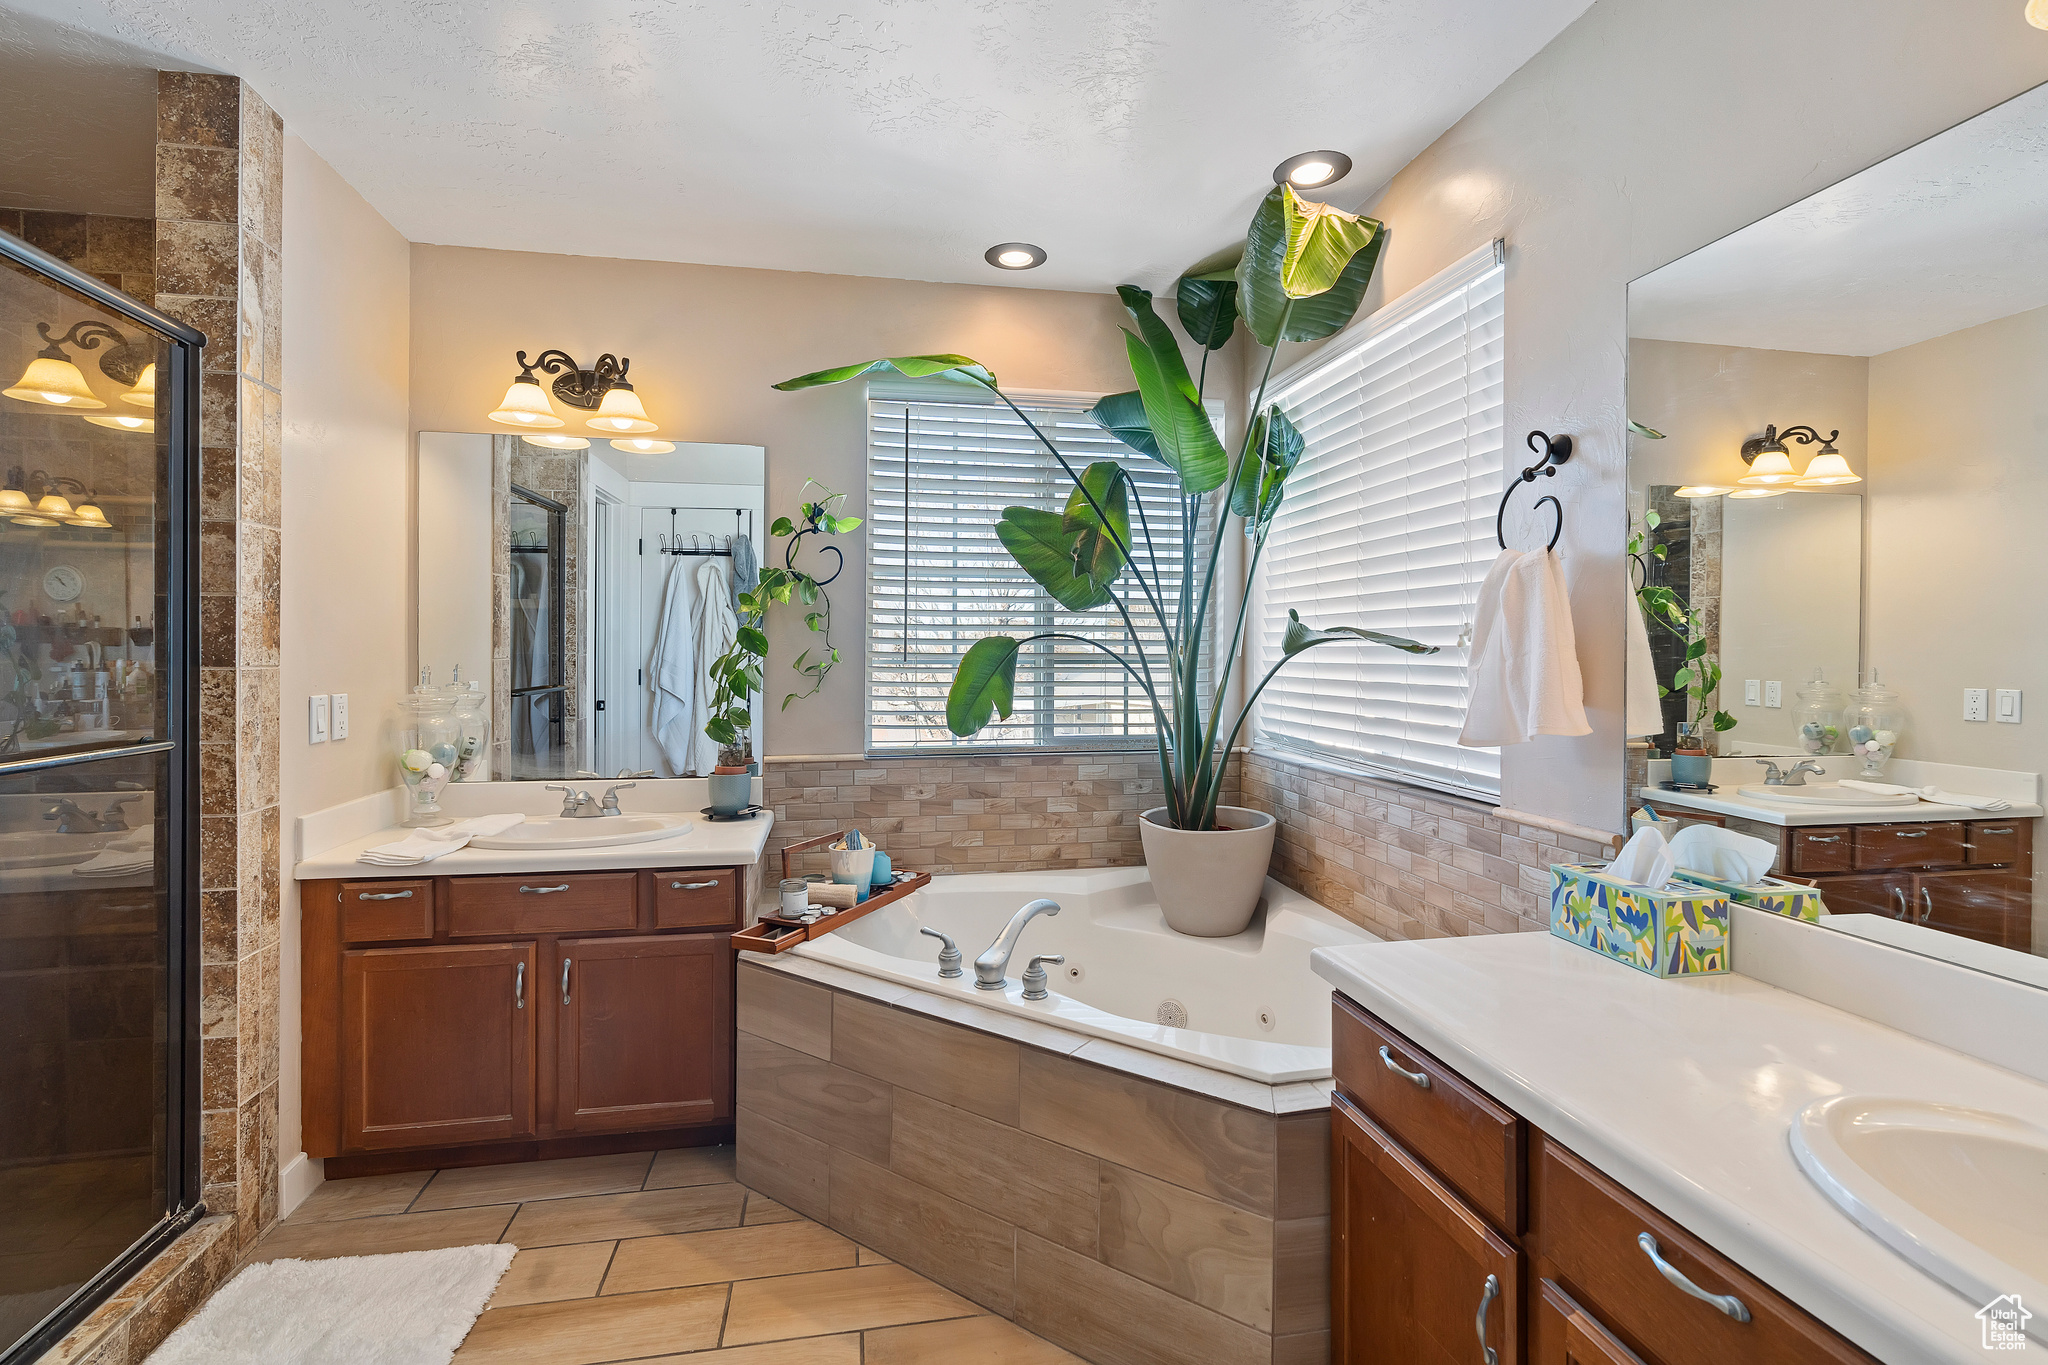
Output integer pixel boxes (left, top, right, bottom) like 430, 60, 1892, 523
1632, 511, 1734, 785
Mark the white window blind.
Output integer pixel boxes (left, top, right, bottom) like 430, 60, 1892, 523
866, 383, 1211, 753
1250, 243, 1506, 798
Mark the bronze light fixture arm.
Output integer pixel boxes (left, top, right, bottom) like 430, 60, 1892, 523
1740, 422, 1841, 464
516, 347, 632, 411
35, 320, 153, 386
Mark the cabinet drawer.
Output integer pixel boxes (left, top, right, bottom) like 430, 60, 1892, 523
1965, 820, 2024, 866
1332, 994, 1523, 1235
448, 873, 638, 937
1534, 1139, 1876, 1364
1786, 828, 1851, 875
651, 868, 740, 929
1851, 822, 1962, 870
339, 880, 433, 942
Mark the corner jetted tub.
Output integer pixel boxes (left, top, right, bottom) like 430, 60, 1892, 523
787, 866, 1379, 1083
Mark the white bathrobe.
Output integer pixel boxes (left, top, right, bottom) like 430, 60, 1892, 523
1458, 547, 1591, 747
649, 555, 698, 774
690, 558, 738, 775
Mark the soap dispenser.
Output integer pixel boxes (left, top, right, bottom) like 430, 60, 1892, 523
1794, 668, 1845, 756
1849, 671, 1905, 777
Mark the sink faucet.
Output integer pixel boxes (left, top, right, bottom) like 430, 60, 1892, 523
974, 898, 1060, 991
1754, 759, 1826, 787
544, 784, 600, 817
43, 798, 135, 834
599, 782, 635, 815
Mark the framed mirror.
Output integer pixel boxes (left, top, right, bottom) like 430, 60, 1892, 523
1625, 80, 2048, 988
415, 433, 766, 780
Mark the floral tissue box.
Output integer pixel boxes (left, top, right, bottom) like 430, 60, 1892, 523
1549, 864, 1730, 978
1671, 870, 1825, 924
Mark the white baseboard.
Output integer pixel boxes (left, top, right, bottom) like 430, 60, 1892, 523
280, 1150, 324, 1216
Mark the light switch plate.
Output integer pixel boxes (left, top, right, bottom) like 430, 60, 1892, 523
1997, 689, 2023, 724
1764, 681, 1783, 709
331, 693, 349, 740
1744, 679, 1760, 706
1964, 688, 1989, 722
308, 694, 330, 744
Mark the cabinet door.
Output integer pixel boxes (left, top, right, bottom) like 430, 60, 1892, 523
341, 943, 535, 1152
1534, 1281, 1645, 1365
1812, 872, 1909, 922
554, 934, 732, 1133
1913, 869, 2026, 948
1333, 1092, 1520, 1365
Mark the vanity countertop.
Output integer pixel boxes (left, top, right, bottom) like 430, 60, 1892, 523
1311, 932, 2048, 1365
1642, 784, 2044, 827
293, 810, 774, 880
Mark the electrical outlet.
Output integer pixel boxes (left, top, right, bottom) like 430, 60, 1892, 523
1997, 689, 2024, 724
1964, 688, 1989, 722
1743, 679, 1760, 707
331, 693, 349, 740
1764, 681, 1783, 709
308, 694, 330, 744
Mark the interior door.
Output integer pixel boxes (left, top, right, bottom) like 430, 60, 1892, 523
341, 943, 536, 1151
1333, 1092, 1521, 1364
553, 934, 732, 1133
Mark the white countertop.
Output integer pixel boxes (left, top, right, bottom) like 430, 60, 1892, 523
1311, 933, 2048, 1364
1644, 784, 2045, 827
1640, 754, 2043, 828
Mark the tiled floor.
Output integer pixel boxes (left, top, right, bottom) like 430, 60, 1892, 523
252, 1146, 1085, 1363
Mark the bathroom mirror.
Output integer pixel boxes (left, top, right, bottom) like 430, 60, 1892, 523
1625, 79, 2048, 986
415, 433, 766, 780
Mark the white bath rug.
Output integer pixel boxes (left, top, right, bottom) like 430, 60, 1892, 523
144, 1243, 516, 1365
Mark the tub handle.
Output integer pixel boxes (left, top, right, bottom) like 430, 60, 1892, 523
1021, 954, 1064, 1001
1379, 1045, 1432, 1090
919, 926, 963, 979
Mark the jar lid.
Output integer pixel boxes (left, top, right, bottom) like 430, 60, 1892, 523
779, 878, 807, 892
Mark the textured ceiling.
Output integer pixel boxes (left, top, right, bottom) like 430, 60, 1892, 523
6, 0, 1593, 290
1630, 80, 2048, 357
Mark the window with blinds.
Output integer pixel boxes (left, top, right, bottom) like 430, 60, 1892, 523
1249, 243, 1506, 798
866, 384, 1211, 753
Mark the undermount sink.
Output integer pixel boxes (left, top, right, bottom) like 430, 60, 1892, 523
1792, 1096, 2048, 1339
468, 814, 694, 850
0, 830, 119, 869
1735, 783, 1921, 808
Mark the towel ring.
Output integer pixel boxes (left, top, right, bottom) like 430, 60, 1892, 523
1496, 430, 1572, 551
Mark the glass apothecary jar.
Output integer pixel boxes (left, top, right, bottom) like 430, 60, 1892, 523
1794, 669, 1845, 756
444, 673, 490, 781
1849, 671, 1905, 778
391, 687, 463, 826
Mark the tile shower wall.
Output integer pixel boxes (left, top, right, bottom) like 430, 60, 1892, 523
0, 210, 156, 303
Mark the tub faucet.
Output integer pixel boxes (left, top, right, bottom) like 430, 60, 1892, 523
973, 898, 1060, 991
1754, 759, 1826, 787
919, 926, 962, 978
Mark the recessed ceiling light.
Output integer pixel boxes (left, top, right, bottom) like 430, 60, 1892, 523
1272, 150, 1353, 192
984, 242, 1046, 270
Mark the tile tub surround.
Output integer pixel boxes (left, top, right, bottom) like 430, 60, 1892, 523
734, 957, 1332, 1365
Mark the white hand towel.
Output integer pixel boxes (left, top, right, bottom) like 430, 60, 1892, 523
1459, 548, 1591, 748
1839, 779, 2010, 811
72, 831, 153, 877
1668, 824, 1778, 884
358, 813, 525, 865
649, 554, 698, 775
690, 558, 739, 776
1605, 825, 1676, 890
1625, 591, 1665, 739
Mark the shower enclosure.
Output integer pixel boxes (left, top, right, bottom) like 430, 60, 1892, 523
507, 486, 567, 777
0, 235, 201, 1362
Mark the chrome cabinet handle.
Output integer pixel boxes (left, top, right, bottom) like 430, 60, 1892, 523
358, 890, 414, 900
1475, 1272, 1500, 1365
1638, 1232, 1750, 1322
1803, 835, 1840, 844
1980, 827, 2015, 835
514, 961, 525, 1010
1920, 888, 1934, 924
1893, 829, 1929, 838
671, 880, 719, 890
519, 884, 570, 895
1890, 887, 1909, 920
561, 959, 572, 1005
1379, 1045, 1431, 1090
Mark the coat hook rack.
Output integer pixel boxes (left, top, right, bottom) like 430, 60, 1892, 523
1496, 430, 1573, 551
655, 506, 755, 557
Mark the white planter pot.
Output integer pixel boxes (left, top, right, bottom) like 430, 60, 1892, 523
1139, 805, 1278, 937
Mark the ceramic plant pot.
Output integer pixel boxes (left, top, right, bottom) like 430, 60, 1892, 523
1139, 805, 1278, 937
1669, 750, 1712, 786
707, 770, 751, 816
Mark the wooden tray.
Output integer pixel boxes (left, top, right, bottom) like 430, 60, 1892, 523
732, 831, 930, 953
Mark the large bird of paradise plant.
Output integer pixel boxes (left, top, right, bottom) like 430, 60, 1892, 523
773, 184, 1436, 832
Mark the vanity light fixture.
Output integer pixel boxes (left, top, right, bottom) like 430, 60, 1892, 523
1738, 423, 1840, 486
587, 380, 658, 434
487, 358, 567, 428
1726, 487, 1787, 499
2029, 0, 2048, 28
1793, 449, 1861, 487
489, 349, 660, 434
1673, 484, 1735, 498
609, 437, 676, 454
1273, 150, 1353, 191
984, 243, 1046, 271
83, 412, 154, 433
121, 362, 157, 409
3, 321, 152, 409
67, 494, 113, 530
521, 433, 590, 450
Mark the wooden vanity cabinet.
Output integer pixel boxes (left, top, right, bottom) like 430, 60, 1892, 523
1773, 819, 2031, 950
304, 865, 744, 1172
1333, 996, 1878, 1365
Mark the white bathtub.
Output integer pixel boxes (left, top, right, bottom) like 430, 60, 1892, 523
788, 866, 1380, 1083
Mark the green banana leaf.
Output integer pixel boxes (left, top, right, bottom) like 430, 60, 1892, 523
1231, 406, 1304, 521
1282, 608, 1435, 657
1086, 390, 1160, 460
772, 354, 996, 391
1118, 291, 1228, 495
1239, 187, 1387, 346
995, 507, 1119, 611
1060, 462, 1130, 577
1280, 189, 1381, 300
1175, 271, 1239, 350
948, 635, 1021, 735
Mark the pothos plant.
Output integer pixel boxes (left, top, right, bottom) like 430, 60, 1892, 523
1629, 509, 1735, 748
772, 184, 1436, 832
703, 481, 862, 764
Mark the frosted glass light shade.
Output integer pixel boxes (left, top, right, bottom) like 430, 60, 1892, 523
2031, 0, 2048, 29
5, 357, 105, 408
36, 493, 74, 520
120, 362, 157, 409
488, 377, 564, 428
523, 433, 589, 450
85, 412, 154, 432
587, 384, 656, 433
1793, 451, 1861, 486
608, 437, 675, 454
1739, 448, 1799, 485
1727, 487, 1787, 499
9, 515, 60, 527
68, 500, 112, 529
0, 489, 30, 515
1674, 484, 1733, 498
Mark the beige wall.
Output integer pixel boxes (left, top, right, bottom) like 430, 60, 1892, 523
407, 247, 1191, 758
1261, 0, 2048, 831
279, 135, 413, 1171
1626, 339, 1870, 492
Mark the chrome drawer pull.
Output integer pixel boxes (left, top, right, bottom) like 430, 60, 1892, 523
1475, 1273, 1500, 1365
1638, 1233, 1750, 1322
561, 959, 572, 1005
514, 961, 525, 1010
519, 884, 571, 895
1803, 835, 1840, 844
671, 880, 720, 890
1890, 887, 1909, 920
1981, 827, 2014, 835
1379, 1045, 1431, 1090
1892, 830, 1929, 838
1920, 888, 1934, 924
358, 890, 414, 900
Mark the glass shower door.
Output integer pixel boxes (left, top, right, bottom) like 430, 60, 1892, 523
507, 487, 567, 778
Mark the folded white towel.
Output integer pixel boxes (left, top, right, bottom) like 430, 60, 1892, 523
72, 831, 154, 878
359, 813, 525, 865
1838, 780, 2012, 812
